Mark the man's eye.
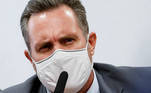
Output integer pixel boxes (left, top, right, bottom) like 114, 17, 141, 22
62, 38, 75, 45
39, 43, 52, 52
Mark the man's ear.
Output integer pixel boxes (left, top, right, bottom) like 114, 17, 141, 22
88, 32, 97, 56
24, 50, 37, 72
24, 50, 33, 63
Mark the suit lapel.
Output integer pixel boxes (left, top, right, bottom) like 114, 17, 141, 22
38, 84, 47, 93
95, 71, 124, 93
30, 76, 47, 93
94, 64, 124, 93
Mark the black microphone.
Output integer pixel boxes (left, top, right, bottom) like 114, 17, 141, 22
54, 71, 68, 93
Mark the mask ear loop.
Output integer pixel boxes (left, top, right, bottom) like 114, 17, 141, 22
86, 34, 94, 69
27, 50, 36, 64
85, 34, 89, 49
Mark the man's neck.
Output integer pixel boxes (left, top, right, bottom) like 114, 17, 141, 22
78, 70, 94, 93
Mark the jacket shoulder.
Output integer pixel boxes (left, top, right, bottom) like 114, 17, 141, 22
94, 63, 151, 81
94, 62, 151, 75
2, 75, 40, 93
94, 63, 151, 93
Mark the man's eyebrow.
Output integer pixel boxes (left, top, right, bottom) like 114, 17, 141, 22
59, 34, 79, 39
34, 34, 79, 49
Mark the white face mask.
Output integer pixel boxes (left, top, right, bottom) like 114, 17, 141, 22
32, 42, 93, 93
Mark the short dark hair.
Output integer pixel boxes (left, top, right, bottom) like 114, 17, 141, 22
20, 0, 89, 51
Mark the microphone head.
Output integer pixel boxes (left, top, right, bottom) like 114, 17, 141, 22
54, 71, 68, 93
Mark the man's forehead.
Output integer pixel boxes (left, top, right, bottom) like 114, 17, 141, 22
28, 4, 78, 35
29, 4, 76, 22
27, 4, 84, 45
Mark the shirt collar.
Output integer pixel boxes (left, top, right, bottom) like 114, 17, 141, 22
46, 69, 100, 93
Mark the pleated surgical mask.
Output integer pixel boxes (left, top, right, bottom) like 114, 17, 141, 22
31, 36, 93, 93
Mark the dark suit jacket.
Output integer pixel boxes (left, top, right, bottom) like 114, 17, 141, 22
2, 63, 151, 93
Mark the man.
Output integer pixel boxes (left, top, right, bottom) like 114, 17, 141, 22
2, 0, 151, 93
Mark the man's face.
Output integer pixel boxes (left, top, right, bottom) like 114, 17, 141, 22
25, 5, 97, 91
27, 5, 92, 62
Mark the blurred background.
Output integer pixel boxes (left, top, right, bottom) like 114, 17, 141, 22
0, 0, 151, 90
